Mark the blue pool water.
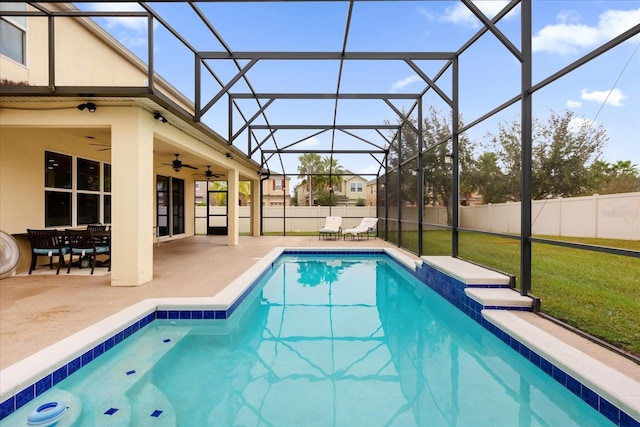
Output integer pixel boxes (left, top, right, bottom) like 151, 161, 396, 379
2, 253, 620, 426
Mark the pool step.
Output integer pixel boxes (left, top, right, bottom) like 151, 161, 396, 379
421, 256, 532, 310
421, 256, 512, 287
129, 382, 177, 426
465, 287, 533, 309
77, 393, 132, 426
64, 325, 190, 426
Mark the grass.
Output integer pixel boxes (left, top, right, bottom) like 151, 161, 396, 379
419, 230, 640, 357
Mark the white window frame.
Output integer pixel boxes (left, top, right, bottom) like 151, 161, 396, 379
44, 150, 111, 227
0, 3, 27, 65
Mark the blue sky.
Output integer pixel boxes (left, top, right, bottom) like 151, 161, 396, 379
82, 1, 640, 179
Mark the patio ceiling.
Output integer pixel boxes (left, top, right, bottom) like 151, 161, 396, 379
2, 0, 531, 178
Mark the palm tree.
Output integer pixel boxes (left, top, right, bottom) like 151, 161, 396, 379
297, 153, 322, 206
316, 156, 344, 192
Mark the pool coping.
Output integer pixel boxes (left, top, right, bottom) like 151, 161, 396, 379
1, 247, 638, 426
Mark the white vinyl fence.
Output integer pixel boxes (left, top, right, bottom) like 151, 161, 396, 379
195, 192, 639, 240
196, 206, 377, 234
460, 192, 640, 240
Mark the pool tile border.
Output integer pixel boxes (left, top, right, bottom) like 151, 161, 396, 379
1, 248, 638, 426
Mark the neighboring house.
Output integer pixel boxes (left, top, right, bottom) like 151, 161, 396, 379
262, 174, 290, 206
341, 172, 368, 206
0, 3, 262, 287
366, 179, 378, 207
295, 171, 369, 206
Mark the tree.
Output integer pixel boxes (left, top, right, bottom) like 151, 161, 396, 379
384, 107, 475, 225
422, 108, 474, 224
532, 110, 607, 199
316, 190, 338, 206
589, 160, 640, 194
485, 110, 608, 201
297, 153, 322, 206
468, 152, 511, 203
316, 156, 344, 192
484, 118, 521, 201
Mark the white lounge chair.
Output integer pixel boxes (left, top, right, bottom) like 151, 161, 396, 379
318, 216, 342, 240
343, 217, 378, 240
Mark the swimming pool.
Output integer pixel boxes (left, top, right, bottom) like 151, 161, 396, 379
0, 249, 638, 426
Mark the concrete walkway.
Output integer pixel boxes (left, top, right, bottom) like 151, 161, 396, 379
1, 235, 638, 385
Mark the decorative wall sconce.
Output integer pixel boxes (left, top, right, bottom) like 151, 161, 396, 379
153, 112, 168, 123
226, 153, 233, 159
77, 102, 96, 112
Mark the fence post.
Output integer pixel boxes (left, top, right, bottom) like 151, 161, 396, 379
593, 194, 599, 239
558, 197, 562, 237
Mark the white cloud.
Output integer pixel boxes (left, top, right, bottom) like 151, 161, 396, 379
533, 7, 640, 54
566, 99, 582, 109
581, 88, 627, 107
390, 75, 422, 92
86, 2, 148, 33
439, 1, 514, 28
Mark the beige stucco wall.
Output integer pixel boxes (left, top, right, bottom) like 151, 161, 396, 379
1, 5, 193, 112
0, 126, 112, 234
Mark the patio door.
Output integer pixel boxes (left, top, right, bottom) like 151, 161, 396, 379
156, 175, 185, 237
207, 181, 228, 235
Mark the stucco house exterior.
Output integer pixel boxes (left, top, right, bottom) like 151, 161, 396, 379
0, 3, 263, 286
261, 174, 291, 206
294, 171, 369, 206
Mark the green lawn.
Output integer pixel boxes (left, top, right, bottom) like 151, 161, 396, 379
422, 230, 640, 357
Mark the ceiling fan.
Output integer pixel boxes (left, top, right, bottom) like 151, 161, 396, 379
194, 165, 223, 181
163, 153, 198, 172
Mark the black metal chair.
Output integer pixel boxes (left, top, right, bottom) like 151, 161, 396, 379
87, 224, 109, 246
27, 229, 68, 275
65, 229, 110, 275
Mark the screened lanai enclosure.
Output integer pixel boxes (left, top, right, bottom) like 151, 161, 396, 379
1, 1, 639, 354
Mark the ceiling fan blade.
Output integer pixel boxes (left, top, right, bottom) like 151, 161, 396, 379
96, 147, 111, 151
183, 164, 199, 170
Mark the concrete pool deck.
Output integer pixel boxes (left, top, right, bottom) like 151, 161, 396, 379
1, 235, 638, 420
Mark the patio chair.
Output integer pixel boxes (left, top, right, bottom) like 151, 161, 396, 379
343, 217, 378, 240
318, 216, 342, 240
87, 224, 109, 245
65, 229, 110, 275
27, 229, 68, 275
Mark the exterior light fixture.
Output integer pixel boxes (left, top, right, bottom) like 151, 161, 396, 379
153, 112, 168, 123
77, 102, 96, 112
444, 153, 454, 164
411, 169, 418, 176
226, 153, 233, 159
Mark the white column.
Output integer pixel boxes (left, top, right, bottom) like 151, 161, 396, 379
251, 179, 261, 236
227, 168, 239, 246
110, 109, 154, 286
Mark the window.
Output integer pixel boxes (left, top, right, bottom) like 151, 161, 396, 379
350, 182, 363, 193
44, 151, 111, 227
0, 3, 26, 65
273, 179, 283, 191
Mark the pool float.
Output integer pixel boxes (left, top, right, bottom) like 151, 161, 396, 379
26, 401, 66, 426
